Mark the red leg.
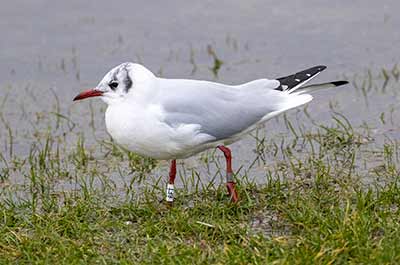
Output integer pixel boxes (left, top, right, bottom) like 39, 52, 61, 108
166, 160, 176, 202
217, 146, 238, 203
169, 159, 177, 184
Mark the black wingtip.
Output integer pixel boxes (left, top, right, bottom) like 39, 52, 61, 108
275, 65, 328, 92
331, 80, 349, 87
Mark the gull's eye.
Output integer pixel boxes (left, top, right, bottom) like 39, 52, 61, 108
109, 81, 119, 90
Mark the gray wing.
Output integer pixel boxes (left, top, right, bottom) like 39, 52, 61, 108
158, 78, 283, 140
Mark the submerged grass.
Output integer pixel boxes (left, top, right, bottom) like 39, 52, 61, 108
1, 114, 400, 264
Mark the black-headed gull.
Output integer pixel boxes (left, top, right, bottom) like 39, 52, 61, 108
73, 63, 348, 203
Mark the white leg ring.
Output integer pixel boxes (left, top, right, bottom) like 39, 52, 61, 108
166, 184, 174, 202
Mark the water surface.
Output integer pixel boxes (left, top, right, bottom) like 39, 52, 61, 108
1, 1, 400, 192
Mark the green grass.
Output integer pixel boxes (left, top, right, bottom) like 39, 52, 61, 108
1, 172, 400, 264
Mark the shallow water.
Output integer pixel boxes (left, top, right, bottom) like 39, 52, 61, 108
1, 1, 400, 191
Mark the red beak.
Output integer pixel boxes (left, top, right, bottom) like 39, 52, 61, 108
73, 89, 103, 101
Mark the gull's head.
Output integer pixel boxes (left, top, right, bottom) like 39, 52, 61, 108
73, 62, 155, 105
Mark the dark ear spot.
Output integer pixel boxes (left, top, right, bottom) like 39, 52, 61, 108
124, 73, 133, 92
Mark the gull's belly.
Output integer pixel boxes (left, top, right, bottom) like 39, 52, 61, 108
104, 104, 215, 160
105, 112, 173, 159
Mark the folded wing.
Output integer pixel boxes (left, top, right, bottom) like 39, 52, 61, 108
158, 78, 310, 141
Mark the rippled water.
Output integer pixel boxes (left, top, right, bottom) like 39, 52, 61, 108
1, 1, 400, 189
